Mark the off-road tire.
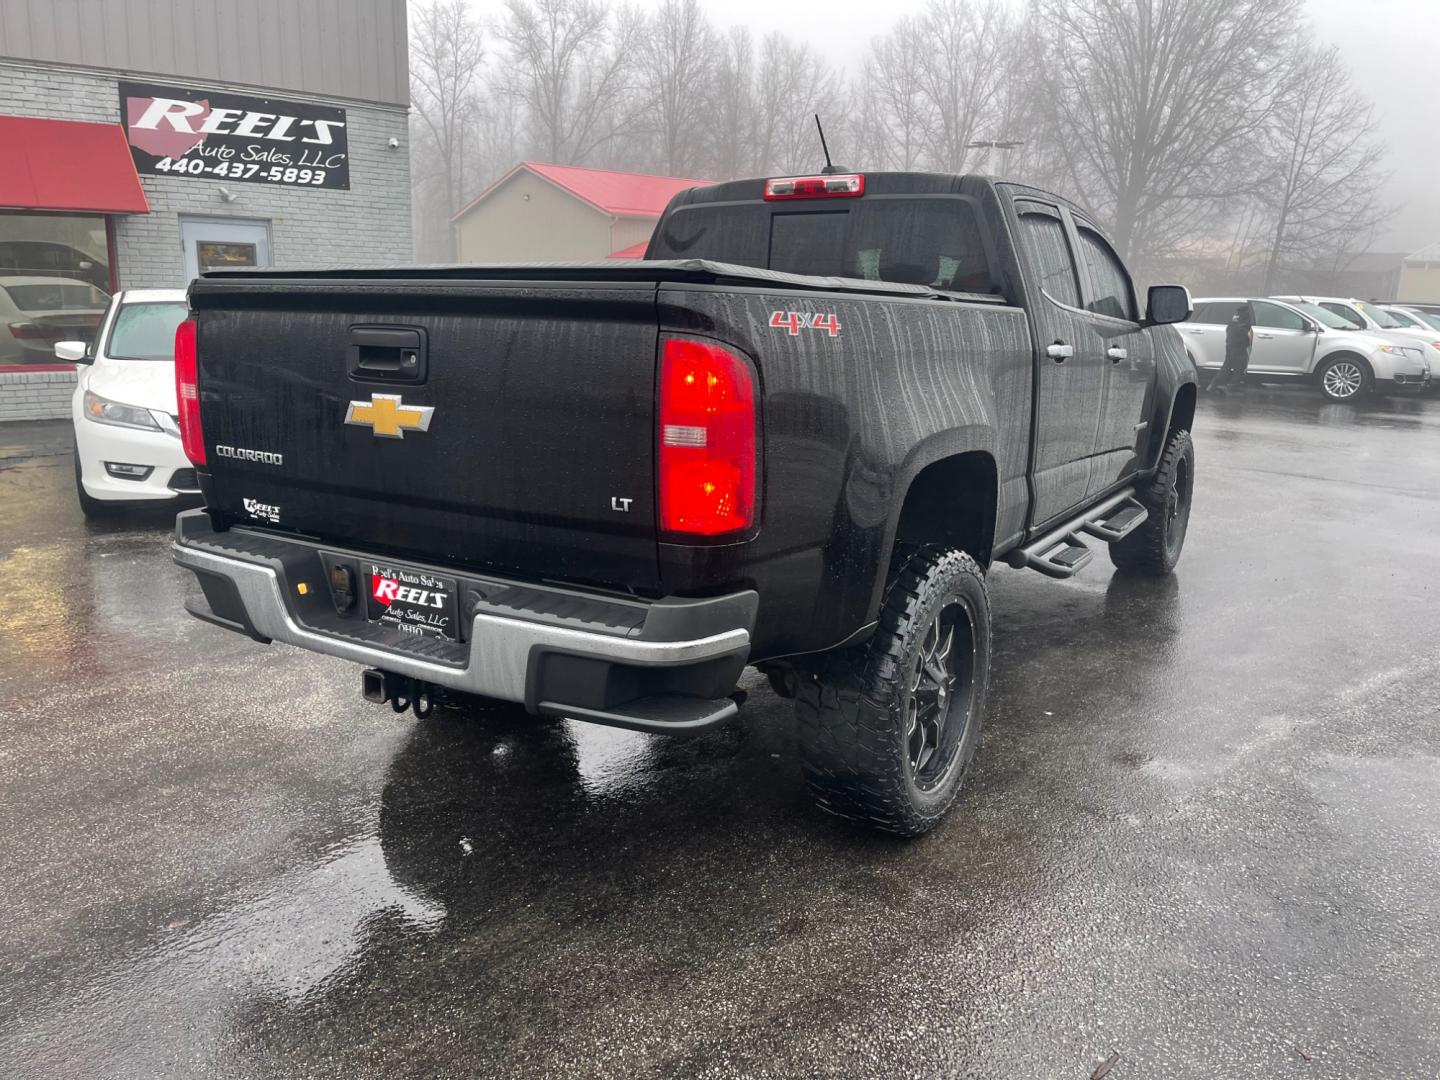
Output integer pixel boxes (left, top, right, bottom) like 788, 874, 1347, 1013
1109, 428, 1194, 575
796, 547, 990, 837
1315, 353, 1372, 403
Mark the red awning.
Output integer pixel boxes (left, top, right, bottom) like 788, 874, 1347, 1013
0, 116, 150, 214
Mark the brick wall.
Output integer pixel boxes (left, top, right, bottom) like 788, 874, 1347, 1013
0, 57, 412, 289
0, 369, 77, 422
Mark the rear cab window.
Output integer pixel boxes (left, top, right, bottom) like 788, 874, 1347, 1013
649, 195, 1000, 295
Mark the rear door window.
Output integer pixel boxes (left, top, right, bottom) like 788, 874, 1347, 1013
1016, 211, 1081, 308
1192, 302, 1241, 325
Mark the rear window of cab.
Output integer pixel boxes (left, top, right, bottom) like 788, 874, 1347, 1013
649, 198, 999, 295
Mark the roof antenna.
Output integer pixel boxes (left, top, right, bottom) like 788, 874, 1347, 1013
815, 114, 842, 175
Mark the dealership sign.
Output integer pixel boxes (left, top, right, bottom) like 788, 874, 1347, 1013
119, 81, 350, 190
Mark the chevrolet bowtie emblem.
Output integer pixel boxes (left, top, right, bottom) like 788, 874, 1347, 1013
344, 393, 435, 439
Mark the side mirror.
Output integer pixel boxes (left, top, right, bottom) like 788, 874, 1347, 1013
54, 341, 92, 364
1303, 319, 1320, 334
1144, 284, 1192, 326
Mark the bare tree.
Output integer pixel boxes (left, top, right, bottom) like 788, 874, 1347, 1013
638, 0, 714, 176
754, 34, 841, 174
499, 0, 640, 164
465, 66, 526, 192
411, 0, 1393, 283
864, 17, 927, 170
410, 0, 485, 252
708, 26, 759, 179
914, 0, 1014, 173
1031, 0, 1303, 266
1254, 44, 1391, 293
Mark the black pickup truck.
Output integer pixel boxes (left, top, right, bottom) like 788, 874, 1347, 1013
172, 171, 1196, 835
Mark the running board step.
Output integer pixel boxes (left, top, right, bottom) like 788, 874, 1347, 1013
1006, 491, 1149, 579
1080, 497, 1148, 543
1032, 535, 1093, 577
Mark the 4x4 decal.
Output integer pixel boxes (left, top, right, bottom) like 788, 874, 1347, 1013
769, 311, 842, 338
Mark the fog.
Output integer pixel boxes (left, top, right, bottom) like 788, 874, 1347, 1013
1307, 0, 1440, 250
424, 0, 1438, 285
619, 0, 1438, 252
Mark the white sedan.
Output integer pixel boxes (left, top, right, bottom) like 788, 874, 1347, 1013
55, 289, 196, 516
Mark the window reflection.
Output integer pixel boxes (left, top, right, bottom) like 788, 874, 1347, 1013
0, 212, 112, 364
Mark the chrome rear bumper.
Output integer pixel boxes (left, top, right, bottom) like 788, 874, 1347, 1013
172, 512, 755, 731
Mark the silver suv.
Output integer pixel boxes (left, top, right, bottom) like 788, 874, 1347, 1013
1270, 295, 1440, 373
1179, 297, 1431, 402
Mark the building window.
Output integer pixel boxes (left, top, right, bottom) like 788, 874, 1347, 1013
196, 241, 259, 273
0, 212, 113, 367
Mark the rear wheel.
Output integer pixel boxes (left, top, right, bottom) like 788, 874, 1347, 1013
796, 547, 990, 837
1316, 354, 1371, 402
1109, 428, 1194, 576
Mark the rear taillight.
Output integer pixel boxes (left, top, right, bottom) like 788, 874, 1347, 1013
659, 338, 757, 537
763, 173, 864, 200
174, 317, 205, 466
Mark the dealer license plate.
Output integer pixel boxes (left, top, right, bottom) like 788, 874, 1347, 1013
365, 562, 459, 641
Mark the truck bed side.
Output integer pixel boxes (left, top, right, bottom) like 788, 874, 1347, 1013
655, 284, 1031, 659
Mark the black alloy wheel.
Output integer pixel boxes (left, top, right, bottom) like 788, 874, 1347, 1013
1109, 427, 1195, 576
906, 600, 977, 790
797, 547, 991, 837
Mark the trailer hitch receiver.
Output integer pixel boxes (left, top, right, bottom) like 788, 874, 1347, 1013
362, 668, 434, 718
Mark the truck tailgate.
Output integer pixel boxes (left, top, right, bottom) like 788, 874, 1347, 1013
190, 280, 661, 591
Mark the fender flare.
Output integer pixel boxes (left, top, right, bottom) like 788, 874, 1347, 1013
1143, 375, 1198, 472
865, 426, 999, 616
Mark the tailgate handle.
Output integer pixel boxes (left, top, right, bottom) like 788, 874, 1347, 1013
348, 326, 427, 383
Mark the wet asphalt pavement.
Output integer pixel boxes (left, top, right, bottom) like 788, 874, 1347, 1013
2, 388, 1439, 1079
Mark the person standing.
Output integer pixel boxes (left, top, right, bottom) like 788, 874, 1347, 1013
1208, 302, 1254, 394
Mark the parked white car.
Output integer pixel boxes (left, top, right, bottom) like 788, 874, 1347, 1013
1179, 297, 1430, 402
56, 289, 196, 516
1382, 304, 1440, 335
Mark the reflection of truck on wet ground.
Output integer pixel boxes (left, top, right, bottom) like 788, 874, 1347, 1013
173, 171, 1197, 835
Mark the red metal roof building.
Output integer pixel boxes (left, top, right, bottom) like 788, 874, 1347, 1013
451, 162, 711, 262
